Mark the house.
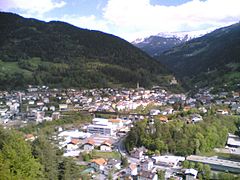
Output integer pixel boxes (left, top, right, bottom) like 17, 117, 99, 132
137, 171, 158, 180
49, 106, 56, 111
185, 169, 198, 180
83, 139, 95, 151
100, 141, 112, 151
227, 133, 240, 148
198, 107, 207, 113
25, 134, 36, 141
36, 101, 44, 106
152, 155, 185, 168
108, 119, 123, 129
190, 114, 203, 123
52, 112, 60, 120
28, 100, 35, 105
231, 104, 240, 114
91, 158, 107, 172
107, 159, 121, 170
36, 111, 45, 123
59, 104, 68, 111
130, 147, 146, 159
183, 106, 191, 112
150, 109, 161, 116
141, 160, 154, 171
0, 108, 8, 116
126, 163, 138, 176
66, 139, 80, 151
159, 115, 168, 123
104, 159, 121, 175
216, 109, 229, 115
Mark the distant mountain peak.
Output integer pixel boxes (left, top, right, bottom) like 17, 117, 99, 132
132, 28, 215, 57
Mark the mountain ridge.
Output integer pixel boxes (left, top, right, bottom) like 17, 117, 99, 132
157, 22, 240, 91
132, 29, 214, 57
0, 12, 173, 90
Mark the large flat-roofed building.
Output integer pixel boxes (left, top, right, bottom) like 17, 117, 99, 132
152, 155, 185, 168
187, 155, 240, 174
87, 124, 114, 136
227, 133, 240, 148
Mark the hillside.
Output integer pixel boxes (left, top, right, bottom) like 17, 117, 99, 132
158, 23, 240, 91
0, 12, 172, 90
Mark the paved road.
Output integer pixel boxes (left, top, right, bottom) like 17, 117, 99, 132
116, 136, 140, 164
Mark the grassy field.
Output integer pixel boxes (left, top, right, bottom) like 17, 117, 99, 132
0, 60, 31, 75
92, 151, 121, 160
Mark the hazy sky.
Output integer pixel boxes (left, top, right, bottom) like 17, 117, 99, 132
1, 0, 240, 41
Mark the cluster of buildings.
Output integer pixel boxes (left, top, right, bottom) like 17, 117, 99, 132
1, 85, 240, 179
0, 85, 239, 126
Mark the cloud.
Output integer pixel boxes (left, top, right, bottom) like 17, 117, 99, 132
0, 0, 66, 17
1, 0, 240, 41
103, 0, 240, 41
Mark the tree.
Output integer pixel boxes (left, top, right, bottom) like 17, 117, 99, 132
107, 169, 113, 180
189, 162, 196, 169
121, 156, 129, 168
157, 170, 165, 180
58, 158, 80, 180
0, 128, 42, 179
203, 164, 211, 180
182, 160, 189, 168
32, 135, 59, 179
196, 162, 204, 172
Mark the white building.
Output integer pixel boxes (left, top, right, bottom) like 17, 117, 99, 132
141, 160, 154, 171
87, 124, 115, 136
152, 155, 185, 168
100, 141, 112, 151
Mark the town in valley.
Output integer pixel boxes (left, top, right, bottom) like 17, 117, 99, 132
1, 84, 240, 180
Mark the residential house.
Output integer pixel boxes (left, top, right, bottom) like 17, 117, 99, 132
25, 134, 36, 141
130, 147, 146, 159
191, 114, 203, 123
152, 155, 185, 168
216, 109, 229, 115
126, 163, 138, 176
83, 139, 95, 151
52, 112, 60, 120
49, 106, 56, 111
100, 141, 112, 151
141, 160, 154, 171
66, 138, 80, 151
185, 169, 198, 180
198, 107, 207, 113
137, 171, 158, 180
183, 106, 191, 112
108, 119, 123, 129
159, 115, 168, 123
104, 159, 121, 175
107, 159, 121, 170
91, 158, 107, 172
150, 109, 161, 116
227, 133, 240, 148
59, 104, 68, 111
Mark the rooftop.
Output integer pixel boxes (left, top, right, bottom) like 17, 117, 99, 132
187, 155, 240, 169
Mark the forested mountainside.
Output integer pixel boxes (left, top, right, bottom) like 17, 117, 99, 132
0, 12, 172, 90
157, 23, 240, 91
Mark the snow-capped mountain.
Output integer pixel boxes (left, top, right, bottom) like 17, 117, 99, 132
132, 29, 214, 57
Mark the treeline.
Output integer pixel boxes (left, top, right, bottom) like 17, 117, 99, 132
125, 115, 240, 156
0, 127, 80, 179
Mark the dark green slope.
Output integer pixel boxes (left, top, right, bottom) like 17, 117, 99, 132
0, 12, 171, 89
158, 23, 240, 90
